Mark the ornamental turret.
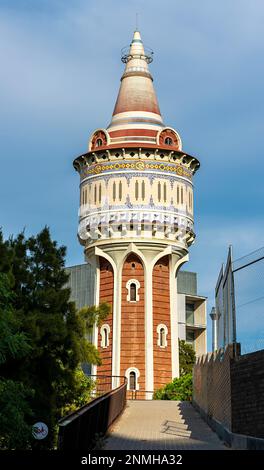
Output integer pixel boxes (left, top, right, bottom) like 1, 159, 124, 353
73, 30, 200, 397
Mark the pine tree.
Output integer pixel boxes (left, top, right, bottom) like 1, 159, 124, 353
0, 227, 110, 449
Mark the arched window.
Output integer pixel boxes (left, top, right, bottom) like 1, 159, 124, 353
130, 283, 136, 301
119, 181, 122, 201
158, 182, 161, 202
126, 279, 140, 302
160, 328, 166, 347
129, 371, 136, 390
157, 324, 168, 348
142, 181, 145, 201
165, 137, 173, 145
125, 367, 140, 391
113, 182, 116, 201
135, 180, 139, 200
100, 324, 110, 349
96, 138, 102, 147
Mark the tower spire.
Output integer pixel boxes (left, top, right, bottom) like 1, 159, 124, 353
109, 29, 162, 122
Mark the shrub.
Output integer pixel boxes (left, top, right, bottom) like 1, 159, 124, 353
153, 373, 193, 401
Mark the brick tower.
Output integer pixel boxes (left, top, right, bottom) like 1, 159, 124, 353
73, 30, 200, 397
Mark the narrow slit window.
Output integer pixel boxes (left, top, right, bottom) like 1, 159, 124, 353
164, 183, 167, 202
119, 181, 122, 201
130, 283, 136, 301
100, 324, 110, 349
135, 180, 139, 200
177, 185, 179, 204
158, 182, 161, 202
157, 324, 168, 348
94, 185, 97, 204
129, 371, 136, 390
160, 328, 166, 347
99, 184, 102, 203
113, 182, 116, 201
142, 181, 145, 201
181, 186, 183, 204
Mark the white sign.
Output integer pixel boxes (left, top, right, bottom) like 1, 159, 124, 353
32, 422, 49, 440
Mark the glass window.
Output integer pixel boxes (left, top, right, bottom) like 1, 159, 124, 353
129, 371, 136, 390
96, 138, 102, 147
160, 328, 165, 347
165, 137, 173, 145
130, 283, 136, 301
186, 303, 195, 325
186, 330, 195, 346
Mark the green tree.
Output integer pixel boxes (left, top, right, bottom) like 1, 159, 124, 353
0, 227, 110, 449
179, 340, 196, 376
0, 273, 34, 449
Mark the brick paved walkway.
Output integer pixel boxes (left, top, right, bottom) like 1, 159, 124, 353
104, 401, 228, 450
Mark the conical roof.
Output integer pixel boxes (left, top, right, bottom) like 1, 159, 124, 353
107, 30, 165, 146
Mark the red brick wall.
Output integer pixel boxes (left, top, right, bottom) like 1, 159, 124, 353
97, 258, 113, 375
120, 254, 145, 390
153, 255, 172, 389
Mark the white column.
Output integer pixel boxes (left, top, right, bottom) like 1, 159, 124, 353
112, 263, 122, 387
170, 257, 179, 378
144, 263, 154, 398
91, 257, 100, 376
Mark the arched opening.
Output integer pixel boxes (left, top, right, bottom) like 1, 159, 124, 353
130, 283, 136, 302
102, 327, 108, 347
96, 138, 103, 147
160, 328, 165, 347
165, 137, 173, 145
126, 279, 140, 302
129, 371, 136, 390
157, 323, 168, 348
100, 324, 110, 349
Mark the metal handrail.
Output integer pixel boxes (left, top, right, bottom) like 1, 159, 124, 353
58, 375, 127, 450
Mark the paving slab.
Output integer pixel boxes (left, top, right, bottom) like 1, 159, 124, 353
104, 400, 228, 450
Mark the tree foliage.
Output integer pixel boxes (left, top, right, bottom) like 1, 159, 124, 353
0, 273, 33, 449
153, 374, 193, 401
0, 227, 109, 449
179, 340, 196, 376
153, 341, 196, 401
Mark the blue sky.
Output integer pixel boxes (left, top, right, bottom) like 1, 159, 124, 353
0, 0, 264, 349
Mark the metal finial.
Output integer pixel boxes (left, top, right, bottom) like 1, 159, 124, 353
136, 12, 139, 31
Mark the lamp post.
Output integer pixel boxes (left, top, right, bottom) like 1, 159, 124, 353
210, 307, 220, 352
